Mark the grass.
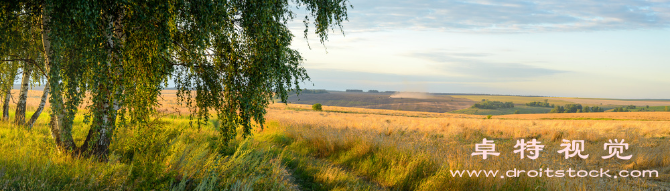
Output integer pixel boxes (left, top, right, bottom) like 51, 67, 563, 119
450, 105, 554, 115
449, 95, 575, 106
266, 106, 670, 190
624, 106, 669, 112
1, 94, 670, 190
0, 110, 301, 190
285, 92, 474, 113
498, 111, 670, 121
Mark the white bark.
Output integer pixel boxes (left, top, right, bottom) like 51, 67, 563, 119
14, 64, 32, 125
1, 88, 10, 121
27, 81, 49, 129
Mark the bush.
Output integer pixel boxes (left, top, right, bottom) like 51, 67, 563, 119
526, 101, 552, 107
550, 104, 602, 113
312, 103, 322, 111
471, 100, 514, 109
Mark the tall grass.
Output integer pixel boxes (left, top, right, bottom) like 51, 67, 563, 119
0, 112, 299, 190
265, 104, 670, 190
0, 103, 669, 190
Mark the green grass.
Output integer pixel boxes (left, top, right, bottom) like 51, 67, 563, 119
0, 112, 300, 190
450, 105, 553, 115
622, 106, 670, 112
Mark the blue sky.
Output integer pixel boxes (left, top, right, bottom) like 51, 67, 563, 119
289, 0, 670, 99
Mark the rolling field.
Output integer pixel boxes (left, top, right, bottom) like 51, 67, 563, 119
1, 90, 669, 190
285, 92, 474, 113
551, 98, 670, 107
449, 95, 575, 106
497, 112, 670, 121
449, 105, 554, 115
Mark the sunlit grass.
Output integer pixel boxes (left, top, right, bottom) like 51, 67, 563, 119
0, 98, 669, 190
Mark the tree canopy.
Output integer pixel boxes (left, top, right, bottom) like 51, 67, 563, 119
1, 0, 350, 159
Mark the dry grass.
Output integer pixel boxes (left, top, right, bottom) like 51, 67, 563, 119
264, 104, 670, 190
4, 90, 670, 190
498, 112, 670, 121
551, 98, 670, 107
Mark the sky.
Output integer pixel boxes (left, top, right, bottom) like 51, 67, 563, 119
288, 0, 670, 99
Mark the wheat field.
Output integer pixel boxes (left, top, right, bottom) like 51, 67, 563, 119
264, 103, 670, 190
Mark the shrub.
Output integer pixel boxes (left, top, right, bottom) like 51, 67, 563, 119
312, 103, 322, 111
471, 100, 514, 109
526, 101, 552, 107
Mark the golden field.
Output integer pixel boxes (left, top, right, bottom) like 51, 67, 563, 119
264, 103, 670, 190
1, 89, 669, 190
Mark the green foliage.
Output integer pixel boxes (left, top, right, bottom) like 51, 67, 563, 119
486, 115, 493, 119
563, 104, 582, 113
514, 110, 520, 114
1, 0, 351, 157
312, 103, 322, 111
550, 104, 603, 113
584, 106, 604, 112
451, 105, 553, 115
549, 106, 564, 113
526, 101, 553, 107
613, 105, 637, 112
471, 99, 514, 109
612, 107, 628, 112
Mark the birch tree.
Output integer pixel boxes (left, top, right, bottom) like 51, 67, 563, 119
1, 0, 47, 126
3, 0, 350, 160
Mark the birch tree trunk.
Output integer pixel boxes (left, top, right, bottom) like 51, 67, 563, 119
1, 87, 10, 121
81, 13, 124, 160
2, 68, 17, 121
14, 63, 32, 125
27, 81, 49, 129
42, 6, 76, 152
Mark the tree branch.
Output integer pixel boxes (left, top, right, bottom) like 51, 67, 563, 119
0, 59, 47, 78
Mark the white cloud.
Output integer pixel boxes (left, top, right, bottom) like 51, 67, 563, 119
407, 51, 566, 80
337, 0, 670, 33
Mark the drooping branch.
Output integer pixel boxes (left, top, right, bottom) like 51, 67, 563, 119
0, 58, 47, 78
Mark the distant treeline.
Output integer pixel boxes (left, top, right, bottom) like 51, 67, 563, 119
526, 100, 553, 107
612, 105, 636, 112
549, 104, 604, 113
291, 89, 329, 94
471, 99, 514, 109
